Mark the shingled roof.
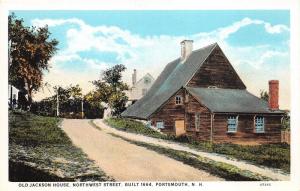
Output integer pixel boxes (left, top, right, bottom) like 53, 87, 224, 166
121, 43, 218, 119
186, 87, 284, 114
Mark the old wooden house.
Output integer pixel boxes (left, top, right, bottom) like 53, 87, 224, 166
122, 40, 284, 144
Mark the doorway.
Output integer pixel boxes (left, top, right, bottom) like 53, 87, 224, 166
175, 120, 185, 137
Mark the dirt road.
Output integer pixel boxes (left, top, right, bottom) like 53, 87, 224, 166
61, 119, 222, 181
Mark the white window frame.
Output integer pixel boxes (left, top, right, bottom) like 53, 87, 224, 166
195, 113, 200, 130
255, 116, 265, 133
175, 95, 182, 105
156, 121, 164, 129
227, 116, 238, 133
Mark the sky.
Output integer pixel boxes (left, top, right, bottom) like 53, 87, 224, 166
12, 10, 290, 109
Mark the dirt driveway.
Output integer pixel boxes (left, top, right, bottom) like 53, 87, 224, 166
61, 119, 222, 181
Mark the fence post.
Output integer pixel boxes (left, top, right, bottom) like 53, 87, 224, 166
281, 130, 290, 144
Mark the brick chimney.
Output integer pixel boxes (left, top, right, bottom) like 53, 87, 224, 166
132, 69, 137, 86
180, 40, 193, 61
268, 80, 279, 110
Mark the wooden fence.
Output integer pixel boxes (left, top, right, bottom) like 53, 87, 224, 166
281, 130, 290, 144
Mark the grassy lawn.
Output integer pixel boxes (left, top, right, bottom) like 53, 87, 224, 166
105, 117, 290, 173
9, 111, 113, 181
105, 117, 169, 139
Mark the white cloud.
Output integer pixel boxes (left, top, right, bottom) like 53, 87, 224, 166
193, 17, 289, 42
50, 53, 81, 63
217, 18, 261, 39
264, 22, 289, 34
217, 17, 289, 38
31, 17, 290, 109
31, 18, 85, 28
229, 47, 290, 70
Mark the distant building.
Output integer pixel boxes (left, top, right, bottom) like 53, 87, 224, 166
126, 69, 154, 104
8, 85, 19, 109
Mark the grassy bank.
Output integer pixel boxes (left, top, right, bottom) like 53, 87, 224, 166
9, 111, 113, 181
105, 117, 290, 173
104, 117, 168, 139
108, 133, 272, 181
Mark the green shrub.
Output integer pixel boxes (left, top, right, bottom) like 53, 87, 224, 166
208, 143, 290, 172
105, 117, 168, 139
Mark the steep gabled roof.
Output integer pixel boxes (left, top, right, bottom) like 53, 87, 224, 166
186, 87, 284, 114
134, 73, 155, 87
122, 43, 218, 119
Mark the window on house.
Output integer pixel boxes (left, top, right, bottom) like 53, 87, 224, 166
144, 78, 151, 84
255, 116, 265, 133
227, 116, 238, 132
142, 89, 147, 96
156, 121, 164, 129
195, 113, 200, 130
175, 95, 182, 105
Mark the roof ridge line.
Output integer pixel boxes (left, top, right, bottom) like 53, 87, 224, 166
134, 72, 155, 85
185, 87, 246, 90
191, 42, 218, 54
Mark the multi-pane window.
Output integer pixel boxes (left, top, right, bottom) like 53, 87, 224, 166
227, 116, 238, 132
156, 121, 164, 129
195, 113, 200, 130
255, 116, 265, 133
175, 96, 182, 105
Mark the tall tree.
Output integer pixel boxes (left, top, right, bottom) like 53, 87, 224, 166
92, 64, 129, 116
8, 13, 58, 108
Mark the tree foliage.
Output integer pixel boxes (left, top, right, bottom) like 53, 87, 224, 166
259, 90, 290, 130
260, 90, 269, 102
282, 112, 290, 131
92, 64, 129, 116
32, 84, 83, 117
31, 84, 104, 119
84, 91, 105, 119
8, 13, 58, 107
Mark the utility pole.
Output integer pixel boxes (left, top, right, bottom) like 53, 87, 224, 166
10, 85, 13, 109
56, 88, 59, 117
81, 97, 84, 119
8, 40, 13, 109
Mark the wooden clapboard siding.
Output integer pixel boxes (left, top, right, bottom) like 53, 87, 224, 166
212, 114, 282, 144
150, 88, 282, 144
150, 89, 186, 134
150, 90, 211, 141
185, 93, 212, 141
187, 45, 246, 89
